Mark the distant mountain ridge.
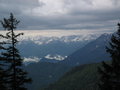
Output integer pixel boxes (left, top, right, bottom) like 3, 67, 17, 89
19, 34, 100, 45
17, 34, 100, 63
25, 33, 112, 90
61, 33, 111, 66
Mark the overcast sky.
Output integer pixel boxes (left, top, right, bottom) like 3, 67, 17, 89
0, 0, 120, 30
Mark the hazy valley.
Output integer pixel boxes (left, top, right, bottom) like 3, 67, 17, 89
11, 30, 113, 90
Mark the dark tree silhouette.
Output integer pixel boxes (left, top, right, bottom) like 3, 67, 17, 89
98, 23, 120, 90
0, 31, 9, 90
0, 13, 32, 90
0, 63, 7, 90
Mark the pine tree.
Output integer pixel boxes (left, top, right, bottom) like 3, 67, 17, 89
0, 64, 7, 90
0, 35, 9, 90
0, 13, 32, 90
98, 23, 120, 90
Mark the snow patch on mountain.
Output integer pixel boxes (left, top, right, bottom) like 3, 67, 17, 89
45, 54, 67, 61
19, 34, 101, 45
0, 30, 113, 45
24, 57, 41, 65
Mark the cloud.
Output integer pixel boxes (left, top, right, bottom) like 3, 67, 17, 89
0, 0, 120, 30
24, 57, 40, 63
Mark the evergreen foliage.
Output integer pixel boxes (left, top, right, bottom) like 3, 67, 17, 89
0, 63, 7, 90
0, 13, 31, 90
41, 63, 101, 90
98, 23, 120, 90
0, 43, 7, 90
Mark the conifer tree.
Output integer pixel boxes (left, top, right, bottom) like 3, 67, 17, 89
0, 34, 9, 90
0, 13, 31, 90
98, 23, 120, 90
0, 64, 7, 90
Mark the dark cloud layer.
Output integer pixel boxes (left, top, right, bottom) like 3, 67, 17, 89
0, 0, 120, 30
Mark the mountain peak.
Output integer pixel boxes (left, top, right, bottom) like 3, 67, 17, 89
60, 33, 111, 66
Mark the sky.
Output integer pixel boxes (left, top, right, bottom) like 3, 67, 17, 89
0, 0, 120, 31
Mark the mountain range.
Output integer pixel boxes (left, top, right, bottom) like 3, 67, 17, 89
61, 33, 111, 66
24, 33, 112, 90
17, 34, 100, 64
